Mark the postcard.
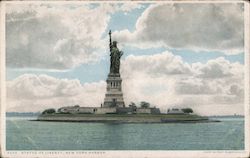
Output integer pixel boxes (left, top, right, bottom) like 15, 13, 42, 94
0, 0, 249, 158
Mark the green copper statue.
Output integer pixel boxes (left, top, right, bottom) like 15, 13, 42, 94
109, 30, 123, 74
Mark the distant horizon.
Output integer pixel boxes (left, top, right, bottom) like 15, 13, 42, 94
5, 111, 245, 117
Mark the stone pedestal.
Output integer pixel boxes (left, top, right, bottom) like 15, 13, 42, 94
103, 73, 125, 108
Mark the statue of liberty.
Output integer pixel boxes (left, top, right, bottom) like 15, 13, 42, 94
109, 30, 123, 74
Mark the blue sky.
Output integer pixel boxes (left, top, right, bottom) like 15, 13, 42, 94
6, 3, 244, 83
6, 48, 244, 83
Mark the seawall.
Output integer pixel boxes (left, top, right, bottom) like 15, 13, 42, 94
36, 113, 216, 123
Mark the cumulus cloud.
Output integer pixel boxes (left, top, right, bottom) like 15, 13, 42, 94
121, 51, 192, 78
6, 4, 111, 69
6, 3, 142, 70
7, 74, 106, 112
192, 57, 244, 78
121, 51, 244, 115
6, 51, 244, 115
6, 3, 144, 70
113, 3, 244, 54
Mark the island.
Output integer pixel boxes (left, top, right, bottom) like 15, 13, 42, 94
37, 30, 219, 123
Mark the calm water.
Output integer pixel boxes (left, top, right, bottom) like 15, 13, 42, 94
6, 117, 244, 150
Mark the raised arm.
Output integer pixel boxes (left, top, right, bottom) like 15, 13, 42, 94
109, 30, 112, 52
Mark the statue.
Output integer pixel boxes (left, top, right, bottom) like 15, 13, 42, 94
109, 30, 123, 74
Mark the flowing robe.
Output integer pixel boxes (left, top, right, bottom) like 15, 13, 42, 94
110, 46, 123, 74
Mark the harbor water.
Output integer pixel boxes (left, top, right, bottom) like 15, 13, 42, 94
6, 116, 244, 150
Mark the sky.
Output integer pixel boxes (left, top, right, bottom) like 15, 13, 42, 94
5, 2, 245, 116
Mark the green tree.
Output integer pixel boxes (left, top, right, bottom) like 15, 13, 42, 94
129, 102, 136, 108
181, 108, 193, 113
42, 108, 56, 114
140, 101, 150, 108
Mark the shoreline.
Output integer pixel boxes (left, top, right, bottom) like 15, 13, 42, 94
32, 119, 220, 123
36, 113, 220, 123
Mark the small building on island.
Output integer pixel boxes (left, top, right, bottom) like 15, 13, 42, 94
56, 105, 160, 115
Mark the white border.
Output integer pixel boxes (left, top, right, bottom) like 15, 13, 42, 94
0, 1, 6, 157
0, 1, 249, 158
244, 0, 250, 157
